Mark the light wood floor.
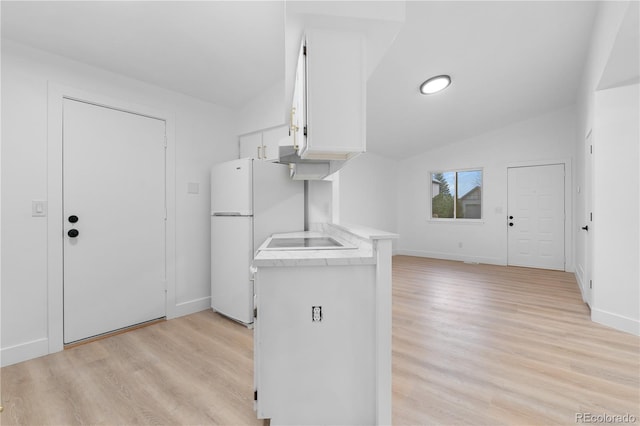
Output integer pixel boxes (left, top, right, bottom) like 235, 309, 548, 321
1, 256, 638, 425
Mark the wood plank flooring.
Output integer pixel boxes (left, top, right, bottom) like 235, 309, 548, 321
2, 256, 638, 425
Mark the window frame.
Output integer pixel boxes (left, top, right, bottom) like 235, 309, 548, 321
429, 167, 484, 223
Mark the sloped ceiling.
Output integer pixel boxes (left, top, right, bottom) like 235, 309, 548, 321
597, 1, 640, 91
2, 1, 600, 158
366, 1, 598, 158
1, 1, 285, 108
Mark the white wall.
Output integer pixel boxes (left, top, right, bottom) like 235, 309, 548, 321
574, 1, 640, 335
337, 152, 398, 234
574, 1, 632, 299
592, 84, 639, 334
236, 79, 287, 136
397, 106, 576, 266
1, 40, 237, 365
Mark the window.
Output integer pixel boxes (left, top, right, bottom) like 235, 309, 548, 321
431, 169, 482, 219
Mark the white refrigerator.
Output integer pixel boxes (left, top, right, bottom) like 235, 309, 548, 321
211, 158, 304, 325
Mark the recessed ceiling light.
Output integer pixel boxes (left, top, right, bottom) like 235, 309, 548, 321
420, 75, 451, 95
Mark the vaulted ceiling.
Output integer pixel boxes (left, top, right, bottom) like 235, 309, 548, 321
1, 1, 285, 108
2, 1, 599, 159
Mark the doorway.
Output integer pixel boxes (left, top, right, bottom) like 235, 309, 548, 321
507, 164, 565, 271
62, 98, 167, 344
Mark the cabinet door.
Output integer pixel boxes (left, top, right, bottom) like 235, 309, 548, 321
293, 40, 306, 157
304, 30, 366, 159
262, 125, 290, 162
239, 132, 263, 159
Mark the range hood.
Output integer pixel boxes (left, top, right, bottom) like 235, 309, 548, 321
278, 145, 345, 180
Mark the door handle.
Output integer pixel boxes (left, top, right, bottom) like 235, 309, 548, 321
581, 225, 589, 231
68, 229, 79, 238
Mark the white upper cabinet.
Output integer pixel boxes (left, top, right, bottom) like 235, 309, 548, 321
239, 125, 291, 162
294, 29, 366, 161
262, 126, 290, 162
239, 132, 263, 160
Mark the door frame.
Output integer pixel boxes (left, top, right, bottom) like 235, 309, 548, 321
583, 130, 594, 306
505, 158, 573, 272
47, 83, 177, 354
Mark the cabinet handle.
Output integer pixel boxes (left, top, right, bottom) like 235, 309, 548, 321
290, 107, 299, 150
257, 146, 262, 159
263, 146, 267, 159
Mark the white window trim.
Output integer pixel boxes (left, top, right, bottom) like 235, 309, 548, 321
428, 167, 484, 223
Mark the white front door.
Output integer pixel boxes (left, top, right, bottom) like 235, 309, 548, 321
507, 164, 565, 270
63, 99, 166, 344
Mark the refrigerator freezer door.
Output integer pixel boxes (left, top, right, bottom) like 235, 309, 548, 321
252, 161, 305, 251
211, 216, 253, 324
211, 158, 253, 215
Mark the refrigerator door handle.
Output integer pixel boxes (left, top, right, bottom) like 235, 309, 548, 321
213, 212, 242, 216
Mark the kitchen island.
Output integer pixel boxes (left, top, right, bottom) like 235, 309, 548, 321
252, 223, 397, 426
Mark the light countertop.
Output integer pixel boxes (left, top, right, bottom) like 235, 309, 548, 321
252, 222, 397, 268
253, 230, 375, 267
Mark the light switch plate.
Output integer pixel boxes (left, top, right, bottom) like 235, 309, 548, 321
32, 200, 47, 217
187, 182, 200, 194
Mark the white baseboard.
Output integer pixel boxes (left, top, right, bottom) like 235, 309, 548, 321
395, 249, 504, 266
591, 308, 640, 336
172, 296, 212, 319
574, 267, 588, 303
1, 337, 49, 367
1, 298, 212, 367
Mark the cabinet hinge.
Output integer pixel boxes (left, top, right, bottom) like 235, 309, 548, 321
589, 279, 592, 289
253, 307, 257, 319
254, 390, 258, 401
590, 145, 593, 154
303, 45, 307, 56
303, 126, 307, 137
590, 212, 593, 222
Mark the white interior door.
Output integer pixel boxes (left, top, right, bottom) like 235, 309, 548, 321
584, 133, 594, 306
507, 164, 565, 270
63, 99, 166, 344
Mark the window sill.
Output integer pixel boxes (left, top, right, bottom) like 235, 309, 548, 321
427, 218, 485, 225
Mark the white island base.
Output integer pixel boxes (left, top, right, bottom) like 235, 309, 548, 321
252, 224, 397, 425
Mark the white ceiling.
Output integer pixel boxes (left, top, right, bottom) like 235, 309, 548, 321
1, 1, 285, 108
366, 1, 598, 158
2, 1, 599, 159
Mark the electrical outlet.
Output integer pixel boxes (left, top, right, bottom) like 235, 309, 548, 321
312, 306, 322, 322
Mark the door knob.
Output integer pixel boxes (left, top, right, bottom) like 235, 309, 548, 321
509, 223, 514, 227
581, 225, 589, 231
509, 215, 514, 220
68, 215, 79, 223
68, 229, 79, 238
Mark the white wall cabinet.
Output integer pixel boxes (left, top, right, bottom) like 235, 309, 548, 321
294, 30, 366, 161
239, 132, 263, 160
239, 125, 291, 162
261, 126, 290, 162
